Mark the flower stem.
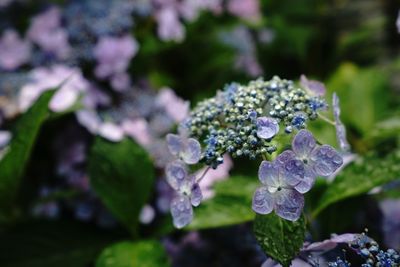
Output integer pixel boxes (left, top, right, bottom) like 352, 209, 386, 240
196, 166, 211, 183
318, 113, 336, 126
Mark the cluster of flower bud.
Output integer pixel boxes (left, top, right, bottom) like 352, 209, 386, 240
184, 76, 327, 168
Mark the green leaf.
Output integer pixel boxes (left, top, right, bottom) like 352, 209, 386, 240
89, 137, 155, 236
188, 176, 258, 230
312, 150, 400, 217
253, 213, 306, 267
0, 220, 120, 267
96, 240, 170, 267
0, 91, 54, 217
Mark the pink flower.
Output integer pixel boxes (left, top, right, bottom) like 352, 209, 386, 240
156, 87, 189, 123
28, 7, 71, 59
0, 29, 31, 70
227, 0, 261, 22
19, 65, 89, 112
93, 35, 138, 81
155, 7, 185, 42
121, 118, 152, 146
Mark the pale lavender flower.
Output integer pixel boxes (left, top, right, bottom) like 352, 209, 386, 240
227, 0, 261, 22
156, 87, 190, 123
0, 130, 11, 148
300, 75, 326, 97
252, 154, 305, 221
76, 110, 101, 134
98, 122, 125, 142
256, 117, 280, 139
0, 29, 31, 70
197, 155, 233, 199
166, 132, 201, 164
18, 65, 89, 112
166, 160, 202, 228
121, 118, 152, 146
139, 204, 156, 224
332, 93, 350, 152
289, 130, 343, 193
179, 0, 223, 21
155, 6, 185, 42
93, 35, 138, 83
379, 199, 400, 249
397, 10, 400, 34
28, 7, 71, 59
304, 233, 358, 252
110, 72, 131, 92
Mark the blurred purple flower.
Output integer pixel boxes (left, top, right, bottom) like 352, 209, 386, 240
332, 93, 350, 152
300, 75, 326, 97
180, 0, 223, 21
156, 6, 185, 42
397, 10, 400, 33
93, 35, 138, 91
121, 118, 152, 146
252, 154, 305, 221
379, 199, 400, 249
166, 160, 202, 228
98, 122, 125, 142
139, 204, 156, 224
227, 0, 261, 22
28, 7, 71, 60
19, 65, 89, 112
0, 0, 13, 7
156, 88, 190, 123
0, 130, 11, 148
197, 155, 233, 199
0, 29, 31, 70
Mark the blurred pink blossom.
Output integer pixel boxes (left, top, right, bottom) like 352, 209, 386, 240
28, 7, 71, 59
227, 0, 261, 22
19, 65, 89, 112
93, 35, 138, 85
0, 29, 31, 70
180, 0, 223, 21
121, 118, 152, 146
155, 7, 185, 42
156, 87, 189, 123
98, 122, 124, 142
197, 155, 233, 199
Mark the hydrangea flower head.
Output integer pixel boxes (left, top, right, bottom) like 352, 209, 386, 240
166, 160, 203, 228
166, 132, 201, 165
252, 153, 305, 221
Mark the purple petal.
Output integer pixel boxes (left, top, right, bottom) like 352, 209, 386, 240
190, 182, 203, 207
281, 159, 304, 187
98, 122, 124, 142
311, 145, 343, 177
300, 74, 326, 96
166, 133, 182, 156
252, 186, 274, 215
275, 150, 296, 166
165, 161, 188, 190
292, 129, 316, 159
256, 117, 279, 139
170, 195, 193, 229
333, 93, 350, 152
258, 161, 280, 187
294, 168, 315, 194
181, 138, 201, 164
274, 189, 304, 221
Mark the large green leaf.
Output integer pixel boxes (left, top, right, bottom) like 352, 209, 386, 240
312, 150, 400, 217
96, 240, 170, 267
0, 220, 120, 267
188, 176, 258, 230
0, 91, 54, 219
89, 137, 155, 236
253, 213, 306, 267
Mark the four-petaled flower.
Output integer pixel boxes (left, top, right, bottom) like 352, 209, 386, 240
289, 129, 343, 193
166, 160, 202, 228
166, 132, 201, 164
252, 153, 305, 221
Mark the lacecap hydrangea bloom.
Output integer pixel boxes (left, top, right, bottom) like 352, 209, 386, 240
165, 76, 344, 227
